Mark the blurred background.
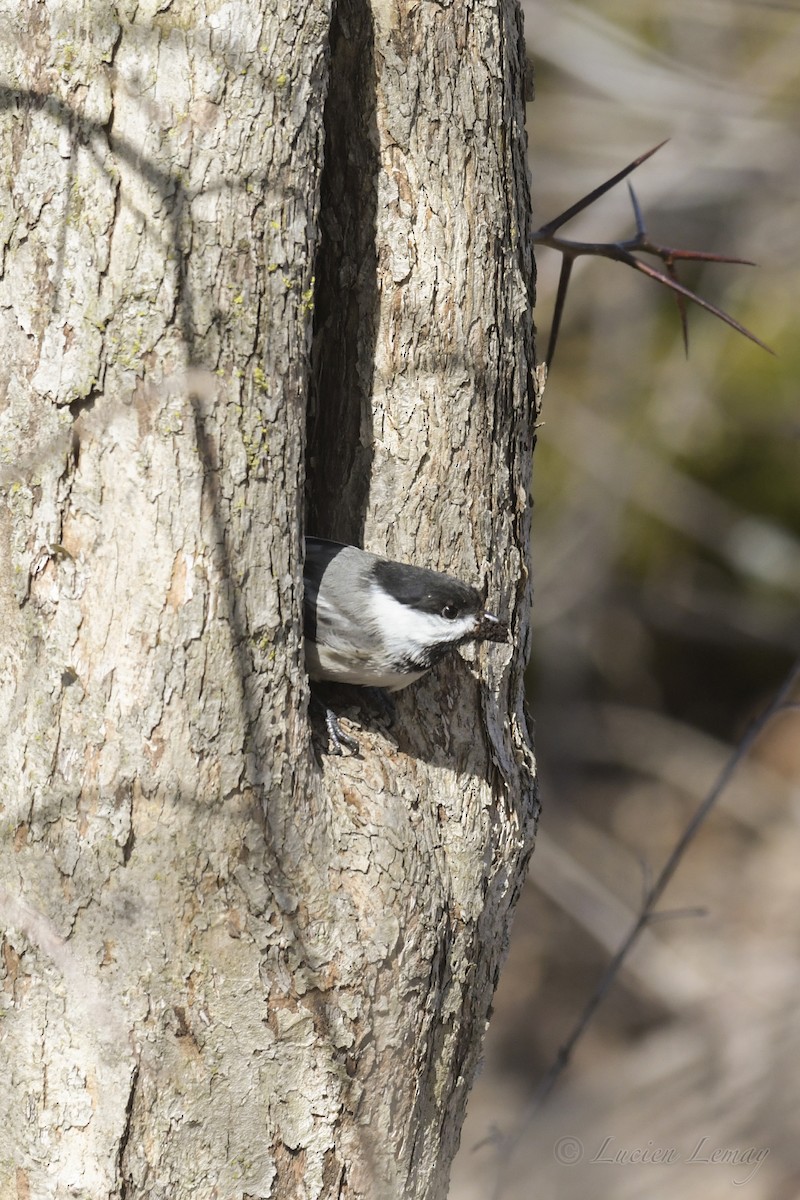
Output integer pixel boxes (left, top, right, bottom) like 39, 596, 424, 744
450, 1, 800, 1197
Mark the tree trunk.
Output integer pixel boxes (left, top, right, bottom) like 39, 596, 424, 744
0, 0, 538, 1197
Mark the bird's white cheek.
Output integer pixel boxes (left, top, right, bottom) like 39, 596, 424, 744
369, 587, 474, 653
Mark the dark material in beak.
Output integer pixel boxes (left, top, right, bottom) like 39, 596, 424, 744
474, 611, 509, 643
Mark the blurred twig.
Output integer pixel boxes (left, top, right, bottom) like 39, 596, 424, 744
486, 654, 800, 1199
533, 142, 774, 367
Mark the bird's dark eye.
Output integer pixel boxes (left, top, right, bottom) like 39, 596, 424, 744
442, 603, 458, 619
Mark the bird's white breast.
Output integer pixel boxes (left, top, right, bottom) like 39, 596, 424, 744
304, 640, 426, 690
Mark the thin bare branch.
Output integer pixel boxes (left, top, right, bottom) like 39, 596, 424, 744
645, 906, 708, 925
488, 655, 800, 1200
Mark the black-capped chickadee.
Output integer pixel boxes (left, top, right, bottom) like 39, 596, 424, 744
304, 536, 509, 754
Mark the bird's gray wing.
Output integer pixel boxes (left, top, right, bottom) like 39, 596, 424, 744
304, 538, 381, 655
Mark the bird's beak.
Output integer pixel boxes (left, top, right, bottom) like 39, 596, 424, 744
473, 611, 509, 643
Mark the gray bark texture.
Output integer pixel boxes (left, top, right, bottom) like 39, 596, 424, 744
0, 0, 538, 1197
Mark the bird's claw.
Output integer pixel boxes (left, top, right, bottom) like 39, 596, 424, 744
325, 708, 361, 756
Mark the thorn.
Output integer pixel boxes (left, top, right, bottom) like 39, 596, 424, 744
533, 140, 669, 240
665, 259, 690, 356
627, 182, 646, 239
546, 256, 574, 370
624, 254, 775, 355
531, 141, 773, 369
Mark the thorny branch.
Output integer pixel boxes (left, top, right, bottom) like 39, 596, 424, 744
535, 142, 774, 368
485, 655, 800, 1200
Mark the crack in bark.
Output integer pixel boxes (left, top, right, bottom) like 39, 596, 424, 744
121, 815, 135, 865
116, 1061, 139, 1198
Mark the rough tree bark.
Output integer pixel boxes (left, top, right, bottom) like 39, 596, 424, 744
0, 0, 538, 1197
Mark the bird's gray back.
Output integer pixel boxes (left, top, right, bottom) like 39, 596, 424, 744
304, 539, 383, 655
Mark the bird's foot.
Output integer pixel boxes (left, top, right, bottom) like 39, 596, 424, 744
324, 708, 361, 756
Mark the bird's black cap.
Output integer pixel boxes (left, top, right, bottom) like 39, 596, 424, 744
372, 558, 483, 618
